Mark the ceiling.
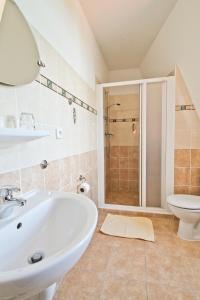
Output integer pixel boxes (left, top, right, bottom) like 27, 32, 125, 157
79, 0, 177, 70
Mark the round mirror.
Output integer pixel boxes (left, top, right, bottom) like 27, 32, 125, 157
0, 0, 41, 86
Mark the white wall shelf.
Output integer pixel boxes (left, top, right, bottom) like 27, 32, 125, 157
0, 128, 50, 148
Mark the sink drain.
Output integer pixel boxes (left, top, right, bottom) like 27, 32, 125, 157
28, 252, 45, 264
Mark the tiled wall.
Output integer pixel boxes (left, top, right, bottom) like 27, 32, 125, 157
109, 146, 139, 197
0, 28, 99, 206
174, 67, 200, 196
0, 28, 97, 174
174, 149, 200, 195
0, 150, 98, 205
104, 92, 140, 200
109, 93, 140, 147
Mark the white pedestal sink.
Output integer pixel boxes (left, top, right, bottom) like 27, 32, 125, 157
0, 190, 98, 300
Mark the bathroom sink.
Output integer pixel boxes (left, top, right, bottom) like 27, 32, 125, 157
0, 190, 98, 300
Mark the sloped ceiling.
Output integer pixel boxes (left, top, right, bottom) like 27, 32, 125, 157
79, 0, 177, 70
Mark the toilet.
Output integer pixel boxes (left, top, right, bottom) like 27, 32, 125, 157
167, 194, 200, 241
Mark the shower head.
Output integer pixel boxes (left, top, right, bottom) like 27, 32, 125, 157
107, 103, 121, 109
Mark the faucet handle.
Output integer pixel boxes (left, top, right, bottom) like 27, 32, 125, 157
0, 185, 20, 199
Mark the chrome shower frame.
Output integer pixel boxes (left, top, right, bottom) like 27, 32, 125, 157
96, 76, 175, 214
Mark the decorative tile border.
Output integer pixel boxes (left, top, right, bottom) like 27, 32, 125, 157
36, 75, 195, 116
36, 74, 97, 115
175, 104, 195, 111
109, 117, 139, 123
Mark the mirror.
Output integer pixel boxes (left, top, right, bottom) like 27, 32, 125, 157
0, 0, 41, 86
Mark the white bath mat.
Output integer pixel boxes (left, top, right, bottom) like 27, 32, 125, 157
100, 214, 155, 242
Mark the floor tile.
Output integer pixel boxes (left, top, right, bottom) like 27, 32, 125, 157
54, 209, 200, 300
54, 269, 104, 300
147, 282, 198, 300
102, 276, 147, 300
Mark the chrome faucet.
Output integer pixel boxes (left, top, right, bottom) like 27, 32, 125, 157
0, 186, 26, 207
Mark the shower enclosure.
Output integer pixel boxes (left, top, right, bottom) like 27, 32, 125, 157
104, 85, 140, 206
97, 77, 175, 212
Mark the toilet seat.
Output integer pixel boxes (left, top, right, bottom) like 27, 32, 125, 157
167, 194, 200, 210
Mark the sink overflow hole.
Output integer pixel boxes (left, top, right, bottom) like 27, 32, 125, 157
17, 223, 22, 229
28, 252, 45, 264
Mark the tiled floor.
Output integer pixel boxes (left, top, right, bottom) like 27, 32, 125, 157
54, 209, 200, 300
106, 191, 139, 206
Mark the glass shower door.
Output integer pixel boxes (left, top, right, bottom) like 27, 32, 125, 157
103, 84, 141, 206
141, 81, 167, 208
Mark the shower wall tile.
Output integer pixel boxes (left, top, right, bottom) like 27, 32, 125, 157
128, 157, 139, 169
129, 180, 139, 194
119, 180, 129, 192
110, 157, 119, 169
129, 169, 139, 181
111, 169, 119, 180
107, 146, 139, 196
119, 169, 128, 179
110, 179, 119, 192
119, 157, 128, 169
110, 146, 119, 157
119, 146, 129, 157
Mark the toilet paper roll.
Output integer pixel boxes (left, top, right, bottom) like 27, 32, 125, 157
77, 182, 90, 195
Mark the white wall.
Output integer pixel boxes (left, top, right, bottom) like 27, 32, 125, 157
140, 0, 200, 115
15, 0, 108, 88
0, 30, 97, 174
108, 68, 142, 82
0, 0, 110, 175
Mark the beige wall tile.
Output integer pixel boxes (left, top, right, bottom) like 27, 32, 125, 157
129, 157, 139, 169
192, 130, 200, 149
190, 186, 200, 196
119, 157, 128, 169
44, 159, 61, 191
174, 186, 190, 194
175, 149, 190, 167
110, 146, 119, 157
191, 168, 200, 186
191, 150, 200, 167
111, 169, 119, 180
0, 170, 20, 189
110, 157, 119, 169
129, 181, 139, 193
119, 180, 129, 192
129, 169, 139, 181
174, 168, 190, 186
119, 169, 128, 180
119, 146, 129, 157
110, 179, 119, 192
21, 165, 44, 193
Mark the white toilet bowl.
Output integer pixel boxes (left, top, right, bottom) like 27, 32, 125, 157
167, 194, 200, 241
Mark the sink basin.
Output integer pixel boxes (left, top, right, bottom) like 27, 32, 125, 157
0, 190, 98, 300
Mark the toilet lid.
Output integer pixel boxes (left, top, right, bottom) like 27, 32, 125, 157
167, 194, 200, 209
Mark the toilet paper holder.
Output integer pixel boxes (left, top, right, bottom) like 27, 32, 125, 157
77, 175, 90, 195
79, 175, 86, 182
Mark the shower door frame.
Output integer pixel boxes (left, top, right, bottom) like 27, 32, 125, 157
96, 76, 175, 213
